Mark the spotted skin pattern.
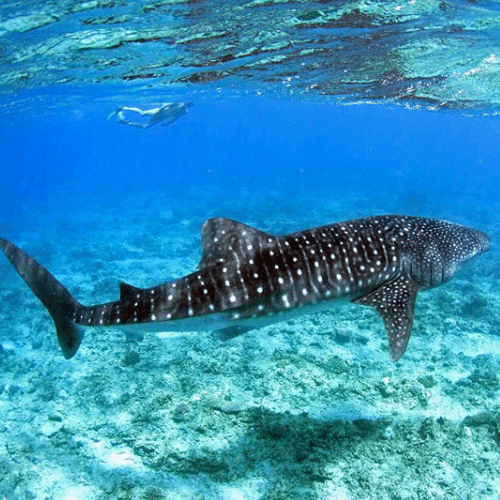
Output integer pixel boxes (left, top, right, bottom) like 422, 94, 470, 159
0, 215, 490, 361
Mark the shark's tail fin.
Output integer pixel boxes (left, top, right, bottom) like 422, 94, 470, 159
0, 237, 85, 359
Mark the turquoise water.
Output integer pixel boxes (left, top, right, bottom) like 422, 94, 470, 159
0, 1, 500, 499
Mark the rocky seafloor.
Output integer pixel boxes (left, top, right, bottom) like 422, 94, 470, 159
0, 193, 499, 500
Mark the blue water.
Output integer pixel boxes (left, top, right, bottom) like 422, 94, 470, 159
2, 97, 499, 237
1, 2, 500, 498
0, 90, 499, 500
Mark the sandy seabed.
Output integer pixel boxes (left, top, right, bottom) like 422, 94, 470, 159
0, 194, 499, 500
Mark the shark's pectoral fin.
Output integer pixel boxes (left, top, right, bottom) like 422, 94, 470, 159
352, 275, 420, 362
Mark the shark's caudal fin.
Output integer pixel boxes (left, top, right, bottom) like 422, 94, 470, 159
0, 237, 84, 359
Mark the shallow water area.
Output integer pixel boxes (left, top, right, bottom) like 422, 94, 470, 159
1, 1, 500, 499
0, 94, 499, 500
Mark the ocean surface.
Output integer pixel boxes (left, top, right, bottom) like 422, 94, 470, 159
1, 1, 500, 499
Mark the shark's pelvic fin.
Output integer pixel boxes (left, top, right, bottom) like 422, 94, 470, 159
216, 325, 252, 341
0, 237, 84, 359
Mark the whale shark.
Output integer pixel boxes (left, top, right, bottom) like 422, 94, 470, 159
0, 215, 490, 362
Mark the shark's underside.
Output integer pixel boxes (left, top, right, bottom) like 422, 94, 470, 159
0, 215, 490, 362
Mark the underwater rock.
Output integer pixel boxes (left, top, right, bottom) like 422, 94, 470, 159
142, 486, 165, 500
326, 355, 349, 375
41, 419, 63, 438
334, 330, 351, 345
172, 402, 190, 422
461, 295, 488, 318
463, 411, 494, 427
381, 425, 396, 439
7, 384, 22, 397
0, 341, 16, 354
217, 401, 245, 414
355, 334, 369, 345
38, 380, 56, 402
31, 337, 43, 350
417, 374, 436, 388
408, 383, 430, 407
113, 478, 136, 499
125, 330, 145, 343
469, 354, 499, 387
123, 350, 140, 366
419, 417, 438, 440
378, 378, 395, 398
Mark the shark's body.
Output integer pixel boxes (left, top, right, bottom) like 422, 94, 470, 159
0, 215, 490, 361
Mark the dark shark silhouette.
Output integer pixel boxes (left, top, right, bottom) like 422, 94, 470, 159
0, 215, 490, 362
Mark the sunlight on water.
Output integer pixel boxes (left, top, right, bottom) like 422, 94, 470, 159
1, 0, 500, 111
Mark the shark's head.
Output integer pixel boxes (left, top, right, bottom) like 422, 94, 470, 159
445, 225, 490, 275
464, 227, 491, 256
404, 219, 490, 288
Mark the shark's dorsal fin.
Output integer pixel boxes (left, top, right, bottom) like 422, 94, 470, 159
119, 282, 143, 302
352, 275, 420, 362
198, 218, 274, 270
